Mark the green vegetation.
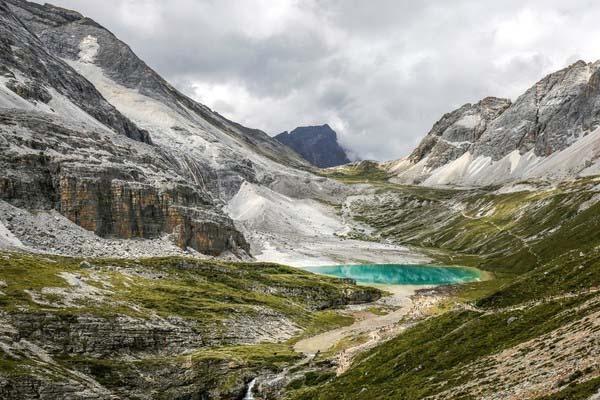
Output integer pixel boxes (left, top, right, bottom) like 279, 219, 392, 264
0, 253, 379, 326
0, 252, 380, 396
287, 370, 337, 391
536, 376, 600, 399
288, 176, 600, 399
191, 342, 300, 367
321, 161, 391, 183
294, 295, 599, 400
294, 310, 355, 341
326, 333, 370, 355
3, 176, 600, 399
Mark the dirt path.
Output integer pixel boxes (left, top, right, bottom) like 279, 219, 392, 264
293, 285, 439, 357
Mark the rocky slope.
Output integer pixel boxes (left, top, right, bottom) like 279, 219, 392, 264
1, 1, 600, 399
0, 0, 349, 258
0, 0, 421, 266
0, 1, 149, 143
275, 124, 351, 168
0, 110, 248, 256
5, 0, 317, 196
388, 60, 600, 186
0, 253, 380, 399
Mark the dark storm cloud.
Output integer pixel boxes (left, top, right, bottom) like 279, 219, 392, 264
34, 0, 600, 160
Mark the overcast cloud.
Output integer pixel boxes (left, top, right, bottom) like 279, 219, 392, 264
35, 0, 600, 160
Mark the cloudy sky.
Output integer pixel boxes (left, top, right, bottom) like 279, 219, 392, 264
36, 0, 600, 160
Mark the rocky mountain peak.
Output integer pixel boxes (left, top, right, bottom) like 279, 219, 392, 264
472, 59, 600, 160
0, 0, 339, 258
275, 124, 351, 168
391, 58, 600, 186
408, 96, 511, 169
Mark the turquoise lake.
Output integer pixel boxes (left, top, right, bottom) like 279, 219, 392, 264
304, 264, 480, 286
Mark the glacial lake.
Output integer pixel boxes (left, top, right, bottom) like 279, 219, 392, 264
304, 264, 480, 286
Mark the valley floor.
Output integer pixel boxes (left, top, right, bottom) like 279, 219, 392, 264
227, 181, 427, 267
293, 284, 448, 375
3, 173, 600, 399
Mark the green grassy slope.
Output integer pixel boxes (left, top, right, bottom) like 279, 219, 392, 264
0, 253, 379, 399
292, 177, 600, 399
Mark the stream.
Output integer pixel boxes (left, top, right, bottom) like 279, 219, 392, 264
243, 378, 256, 400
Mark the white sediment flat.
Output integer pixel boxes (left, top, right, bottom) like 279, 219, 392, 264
227, 182, 428, 267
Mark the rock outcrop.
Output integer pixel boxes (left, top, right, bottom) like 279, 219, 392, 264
0, 0, 150, 143
0, 254, 381, 399
275, 124, 351, 168
4, 0, 312, 188
408, 97, 511, 169
473, 60, 600, 159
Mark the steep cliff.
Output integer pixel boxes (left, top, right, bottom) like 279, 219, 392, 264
0, 110, 248, 255
275, 124, 351, 168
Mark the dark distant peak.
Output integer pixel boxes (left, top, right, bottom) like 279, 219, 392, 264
275, 124, 350, 168
292, 123, 335, 134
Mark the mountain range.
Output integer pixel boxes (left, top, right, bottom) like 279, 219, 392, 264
0, 1, 599, 399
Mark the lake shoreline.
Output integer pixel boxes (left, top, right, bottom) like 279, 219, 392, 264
303, 263, 483, 286
292, 263, 485, 377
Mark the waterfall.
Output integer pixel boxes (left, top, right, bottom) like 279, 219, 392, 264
243, 378, 257, 400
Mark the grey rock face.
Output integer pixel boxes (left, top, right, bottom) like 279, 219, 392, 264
275, 124, 351, 168
398, 60, 600, 185
0, 110, 249, 255
0, 1, 150, 143
409, 97, 511, 169
473, 60, 600, 159
410, 61, 600, 162
0, 0, 325, 255
6, 0, 309, 174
